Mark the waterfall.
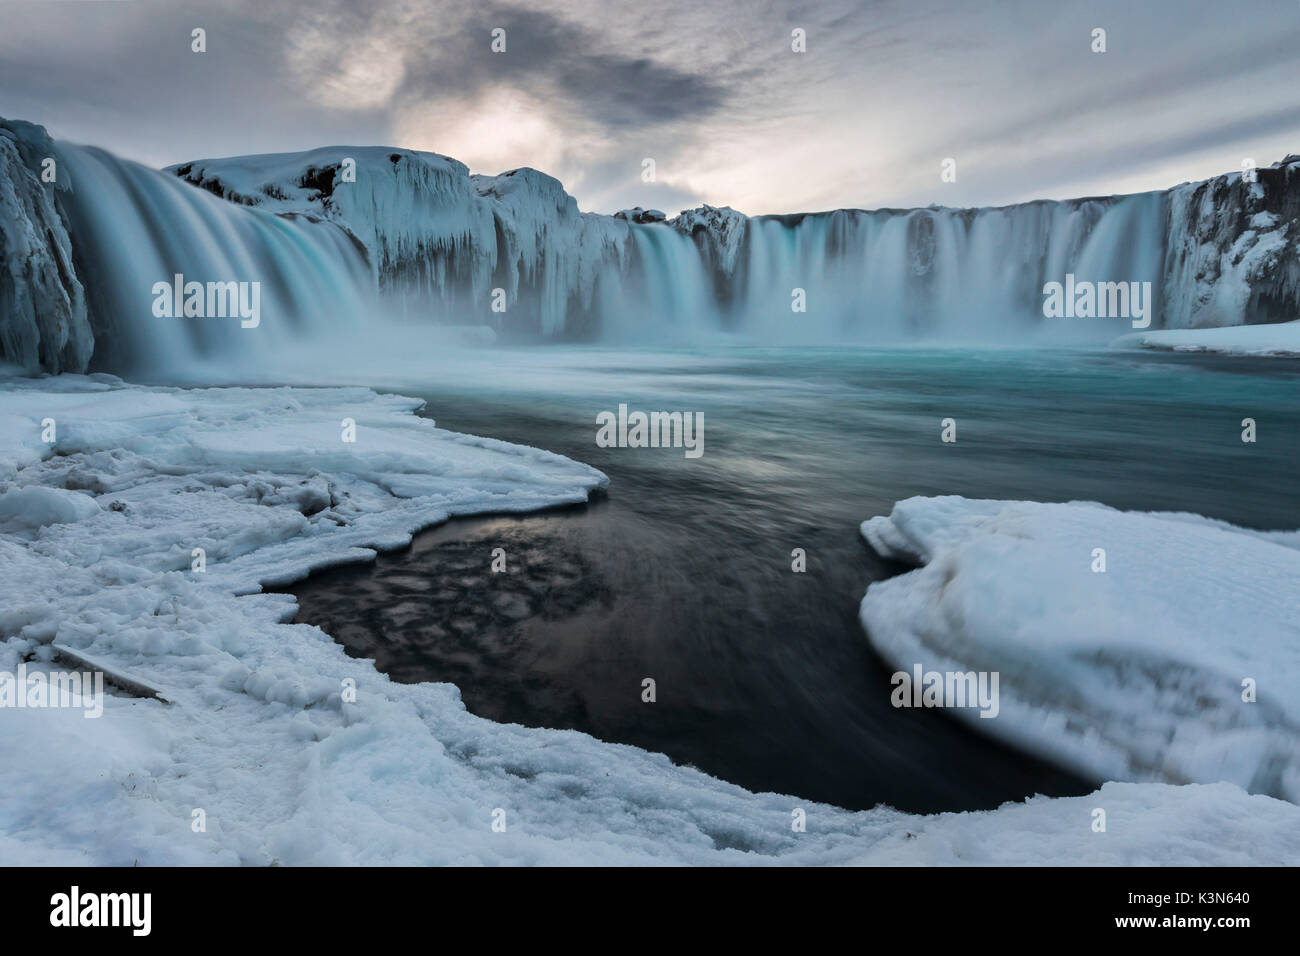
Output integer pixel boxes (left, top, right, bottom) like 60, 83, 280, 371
619, 224, 716, 340
3, 116, 1297, 375
58, 146, 373, 377
729, 196, 1170, 343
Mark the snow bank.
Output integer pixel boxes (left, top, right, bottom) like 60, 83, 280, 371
860, 497, 1300, 803
1114, 319, 1300, 356
1, 379, 1297, 865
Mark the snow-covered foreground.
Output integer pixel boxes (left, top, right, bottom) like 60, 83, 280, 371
2, 378, 1298, 865
1114, 319, 1300, 356
861, 497, 1300, 806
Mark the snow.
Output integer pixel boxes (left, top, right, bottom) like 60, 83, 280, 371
1114, 319, 1300, 356
1, 377, 1297, 865
860, 496, 1300, 803
614, 207, 667, 224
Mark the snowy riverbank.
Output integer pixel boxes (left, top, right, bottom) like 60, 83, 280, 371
1, 376, 1297, 864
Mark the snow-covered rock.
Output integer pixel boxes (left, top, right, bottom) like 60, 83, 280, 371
472, 168, 630, 336
859, 496, 1300, 803
672, 204, 749, 278
1162, 157, 1300, 329
614, 207, 666, 224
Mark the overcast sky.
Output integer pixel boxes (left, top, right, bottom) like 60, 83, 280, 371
3, 0, 1299, 215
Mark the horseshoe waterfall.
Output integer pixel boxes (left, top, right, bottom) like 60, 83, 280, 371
3, 116, 1299, 375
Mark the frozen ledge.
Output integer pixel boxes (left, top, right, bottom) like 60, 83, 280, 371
860, 496, 1300, 804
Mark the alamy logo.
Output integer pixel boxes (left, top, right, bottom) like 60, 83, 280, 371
152, 274, 261, 328
596, 403, 704, 458
1042, 274, 1152, 328
890, 665, 999, 718
50, 886, 151, 936
0, 664, 104, 718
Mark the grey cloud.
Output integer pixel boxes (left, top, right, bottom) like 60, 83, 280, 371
1, 0, 1298, 214
394, 4, 730, 129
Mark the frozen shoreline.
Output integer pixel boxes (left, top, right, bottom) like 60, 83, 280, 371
1, 376, 1298, 864
1113, 319, 1300, 356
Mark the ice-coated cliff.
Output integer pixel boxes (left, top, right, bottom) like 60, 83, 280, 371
1163, 158, 1300, 328
0, 121, 91, 373
2, 114, 1299, 373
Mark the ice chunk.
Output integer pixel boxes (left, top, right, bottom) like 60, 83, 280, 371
860, 496, 1300, 802
0, 485, 100, 529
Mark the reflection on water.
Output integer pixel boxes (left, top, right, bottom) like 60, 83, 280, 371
289, 347, 1300, 812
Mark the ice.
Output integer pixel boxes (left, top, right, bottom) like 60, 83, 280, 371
0, 120, 92, 373
860, 496, 1300, 803
1114, 319, 1300, 356
164, 138, 1300, 352
0, 485, 100, 529
170, 150, 633, 338
1161, 156, 1300, 330
1, 377, 1296, 865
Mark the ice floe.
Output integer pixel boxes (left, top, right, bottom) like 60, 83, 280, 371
860, 496, 1300, 803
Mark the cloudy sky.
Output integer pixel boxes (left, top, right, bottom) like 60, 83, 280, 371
3, 0, 1299, 215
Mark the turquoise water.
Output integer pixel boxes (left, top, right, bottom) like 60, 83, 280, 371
290, 347, 1300, 812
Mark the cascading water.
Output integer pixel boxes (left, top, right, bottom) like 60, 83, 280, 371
733, 197, 1169, 343
3, 115, 1297, 375
57, 145, 374, 377
619, 224, 716, 341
